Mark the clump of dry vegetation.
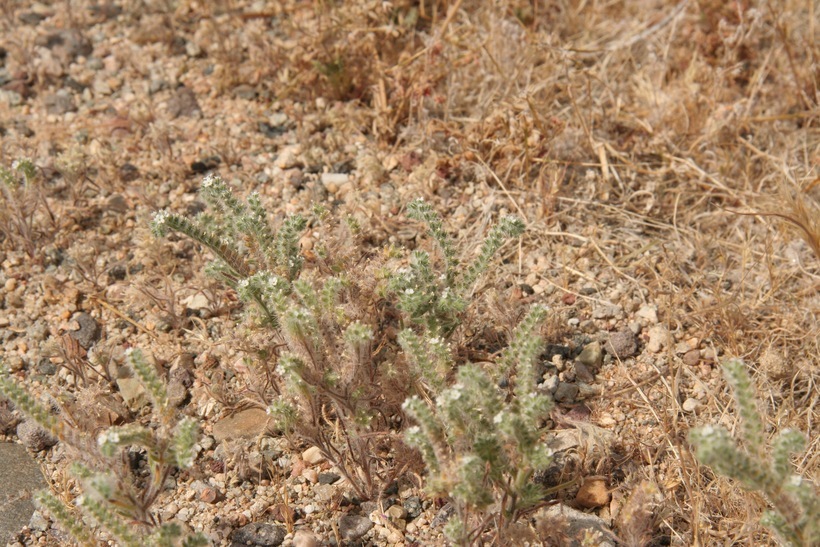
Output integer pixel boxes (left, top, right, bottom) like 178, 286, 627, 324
0, 0, 817, 545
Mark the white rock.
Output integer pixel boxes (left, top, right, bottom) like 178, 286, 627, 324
646, 325, 671, 353
182, 292, 210, 311
292, 529, 320, 547
636, 304, 658, 323
302, 446, 325, 465
275, 144, 302, 169
682, 398, 700, 413
321, 173, 348, 187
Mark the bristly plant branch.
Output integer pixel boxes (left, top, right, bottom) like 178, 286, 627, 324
690, 359, 819, 547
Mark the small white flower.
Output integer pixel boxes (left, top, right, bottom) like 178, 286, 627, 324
98, 430, 120, 446
152, 209, 170, 225
201, 173, 220, 188
405, 288, 415, 295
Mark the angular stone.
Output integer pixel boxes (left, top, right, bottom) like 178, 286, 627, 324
403, 496, 422, 519
386, 504, 407, 520
166, 86, 201, 118
68, 312, 100, 349
577, 341, 603, 368
167, 355, 194, 408
592, 302, 622, 320
682, 398, 700, 413
318, 472, 340, 485
636, 304, 658, 323
44, 90, 76, 115
605, 330, 638, 359
554, 382, 579, 403
301, 446, 325, 465
275, 144, 302, 169
338, 514, 373, 542
231, 522, 286, 546
116, 376, 147, 410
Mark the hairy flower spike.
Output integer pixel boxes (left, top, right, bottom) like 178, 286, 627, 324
275, 214, 307, 280
151, 175, 313, 324
407, 198, 459, 286
690, 359, 819, 546
391, 205, 524, 335
497, 304, 548, 395
402, 310, 554, 542
459, 215, 525, 292
172, 417, 200, 469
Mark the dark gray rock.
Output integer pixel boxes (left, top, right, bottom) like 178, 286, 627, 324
535, 504, 615, 546
554, 382, 579, 403
167, 354, 194, 408
19, 11, 47, 25
68, 312, 100, 349
403, 496, 423, 519
167, 86, 201, 118
317, 472, 340, 485
576, 341, 603, 368
118, 162, 140, 182
231, 522, 286, 546
233, 85, 258, 100
605, 330, 638, 359
0, 442, 47, 545
338, 514, 373, 542
44, 90, 76, 115
36, 29, 93, 61
430, 502, 456, 528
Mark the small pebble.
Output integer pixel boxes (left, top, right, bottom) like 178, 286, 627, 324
605, 330, 638, 359
302, 468, 318, 483
682, 398, 700, 413
577, 341, 603, 368
683, 349, 700, 366
292, 529, 319, 547
646, 325, 671, 353
575, 477, 610, 509
302, 446, 325, 465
